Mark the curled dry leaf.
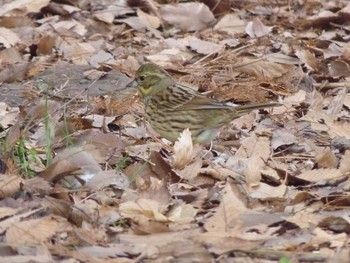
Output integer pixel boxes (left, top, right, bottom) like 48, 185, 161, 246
41, 147, 102, 184
160, 2, 216, 32
329, 60, 350, 78
172, 129, 202, 169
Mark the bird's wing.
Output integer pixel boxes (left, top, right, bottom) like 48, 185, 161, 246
164, 83, 232, 111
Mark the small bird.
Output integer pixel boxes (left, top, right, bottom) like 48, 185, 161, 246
128, 63, 280, 144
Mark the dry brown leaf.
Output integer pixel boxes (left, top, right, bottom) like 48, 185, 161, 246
0, 0, 50, 15
236, 57, 294, 79
23, 177, 52, 195
85, 170, 130, 191
249, 183, 288, 199
88, 50, 115, 68
41, 147, 102, 184
295, 49, 318, 71
244, 156, 265, 188
0, 16, 33, 28
312, 227, 347, 248
0, 27, 21, 48
0, 174, 23, 198
172, 129, 195, 169
63, 42, 96, 65
40, 158, 80, 183
0, 62, 31, 83
120, 198, 169, 222
326, 120, 350, 139
329, 60, 350, 78
323, 43, 344, 59
297, 168, 343, 182
42, 197, 84, 226
0, 207, 43, 235
201, 0, 230, 16
245, 17, 272, 38
195, 232, 262, 255
214, 13, 245, 35
98, 3, 134, 21
78, 244, 144, 258
271, 128, 298, 150
0, 103, 19, 129
118, 230, 207, 260
6, 215, 69, 246
204, 183, 248, 233
188, 39, 224, 55
285, 211, 325, 229
50, 19, 87, 36
83, 69, 107, 81
137, 8, 161, 29
339, 150, 350, 173
318, 216, 350, 233
0, 47, 22, 63
167, 201, 197, 224
38, 35, 56, 55
176, 158, 202, 181
146, 48, 193, 66
77, 130, 124, 164
236, 134, 271, 160
327, 88, 346, 119
0, 207, 18, 220
160, 2, 215, 31
315, 147, 337, 168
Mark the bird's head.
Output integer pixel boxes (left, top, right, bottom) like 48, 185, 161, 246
127, 63, 175, 98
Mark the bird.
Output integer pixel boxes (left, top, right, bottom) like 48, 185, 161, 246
127, 62, 280, 144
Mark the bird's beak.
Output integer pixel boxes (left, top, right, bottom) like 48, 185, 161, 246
126, 79, 138, 89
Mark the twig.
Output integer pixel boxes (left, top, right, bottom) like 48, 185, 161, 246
314, 82, 350, 89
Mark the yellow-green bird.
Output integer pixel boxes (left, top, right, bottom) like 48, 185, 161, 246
128, 63, 280, 144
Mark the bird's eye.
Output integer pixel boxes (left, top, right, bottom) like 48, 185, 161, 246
139, 76, 145, 81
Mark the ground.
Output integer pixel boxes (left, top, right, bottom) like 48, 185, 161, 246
0, 0, 350, 262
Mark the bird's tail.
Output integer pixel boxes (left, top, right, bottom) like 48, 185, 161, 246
233, 102, 281, 117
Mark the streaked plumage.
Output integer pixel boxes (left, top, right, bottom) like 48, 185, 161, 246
128, 63, 280, 144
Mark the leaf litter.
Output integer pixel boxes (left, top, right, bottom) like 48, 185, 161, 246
0, 0, 350, 262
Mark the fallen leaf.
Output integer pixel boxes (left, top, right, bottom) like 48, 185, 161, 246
214, 13, 245, 35
160, 2, 216, 31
